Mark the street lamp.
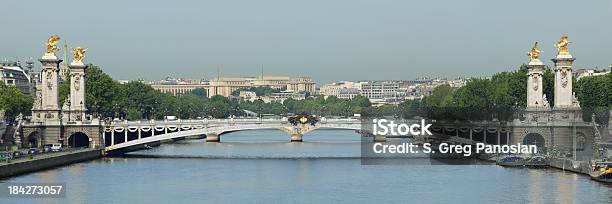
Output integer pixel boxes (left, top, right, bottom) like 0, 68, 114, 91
67, 100, 72, 122
114, 103, 118, 119
256, 106, 263, 119
79, 101, 83, 121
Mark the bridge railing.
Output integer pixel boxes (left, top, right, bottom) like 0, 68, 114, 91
107, 118, 362, 127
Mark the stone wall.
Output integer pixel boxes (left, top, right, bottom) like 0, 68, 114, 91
0, 149, 103, 178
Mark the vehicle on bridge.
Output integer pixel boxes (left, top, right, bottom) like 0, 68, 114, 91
164, 116, 178, 121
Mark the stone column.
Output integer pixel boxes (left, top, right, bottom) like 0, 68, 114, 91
527, 60, 545, 108
33, 54, 62, 123
111, 131, 115, 145
483, 128, 487, 144
206, 133, 220, 142
552, 55, 575, 108
68, 62, 87, 121
291, 133, 303, 142
506, 132, 510, 145
469, 129, 473, 141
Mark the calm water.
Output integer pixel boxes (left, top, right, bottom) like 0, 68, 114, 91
1, 129, 611, 203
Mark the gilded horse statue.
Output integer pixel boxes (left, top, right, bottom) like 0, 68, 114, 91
73, 47, 87, 63
46, 35, 61, 55
554, 35, 571, 56
528, 42, 541, 61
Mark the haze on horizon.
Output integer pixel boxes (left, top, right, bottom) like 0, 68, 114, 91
1, 0, 611, 83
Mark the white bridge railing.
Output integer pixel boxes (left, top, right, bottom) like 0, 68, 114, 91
103, 118, 363, 151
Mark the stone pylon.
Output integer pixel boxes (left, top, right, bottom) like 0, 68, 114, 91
32, 53, 62, 124
552, 54, 575, 108
68, 61, 87, 121
527, 59, 545, 109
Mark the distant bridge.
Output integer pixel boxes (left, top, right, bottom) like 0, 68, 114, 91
103, 118, 362, 152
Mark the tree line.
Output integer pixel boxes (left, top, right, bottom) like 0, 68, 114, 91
2, 64, 610, 122
55, 65, 372, 120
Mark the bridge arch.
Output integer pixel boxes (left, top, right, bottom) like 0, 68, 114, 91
68, 132, 90, 148
523, 133, 545, 149
211, 128, 289, 142
26, 131, 41, 148
104, 119, 363, 152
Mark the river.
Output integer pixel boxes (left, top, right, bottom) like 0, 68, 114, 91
1, 129, 610, 203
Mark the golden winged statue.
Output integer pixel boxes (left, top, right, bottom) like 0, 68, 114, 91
72, 47, 87, 63
46, 35, 61, 54
554, 35, 571, 56
528, 42, 541, 61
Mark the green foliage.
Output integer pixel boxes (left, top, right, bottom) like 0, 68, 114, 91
417, 64, 555, 121
423, 64, 554, 110
59, 80, 70, 106
85, 64, 121, 117
423, 84, 453, 107
543, 68, 555, 106
576, 74, 611, 108
0, 82, 33, 120
281, 95, 370, 117
190, 88, 207, 98
575, 73, 612, 124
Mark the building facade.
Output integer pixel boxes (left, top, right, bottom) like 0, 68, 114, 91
150, 75, 315, 98
0, 61, 33, 95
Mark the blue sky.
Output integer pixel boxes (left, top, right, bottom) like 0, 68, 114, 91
1, 0, 611, 83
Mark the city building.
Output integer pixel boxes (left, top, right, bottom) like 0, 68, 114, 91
318, 81, 361, 99
260, 91, 307, 103
237, 91, 258, 101
149, 75, 315, 97
0, 60, 34, 95
149, 77, 209, 96
317, 77, 468, 104
574, 67, 610, 80
358, 81, 401, 103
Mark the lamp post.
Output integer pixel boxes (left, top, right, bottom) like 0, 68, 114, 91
256, 106, 263, 120
345, 105, 352, 118
114, 103, 118, 119
79, 101, 83, 121
256, 98, 264, 120
67, 100, 72, 122
178, 107, 182, 119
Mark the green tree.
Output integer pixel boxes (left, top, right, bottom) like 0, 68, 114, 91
190, 88, 207, 98
0, 82, 33, 120
423, 84, 454, 107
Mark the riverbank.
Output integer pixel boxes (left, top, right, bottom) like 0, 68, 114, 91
481, 153, 593, 176
548, 157, 591, 174
0, 148, 103, 179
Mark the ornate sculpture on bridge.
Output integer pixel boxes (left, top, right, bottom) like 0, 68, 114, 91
528, 42, 541, 62
46, 35, 61, 55
554, 35, 571, 56
288, 113, 318, 126
542, 94, 550, 108
72, 47, 87, 64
